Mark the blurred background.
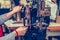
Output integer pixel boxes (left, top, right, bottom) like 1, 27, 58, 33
0, 0, 60, 40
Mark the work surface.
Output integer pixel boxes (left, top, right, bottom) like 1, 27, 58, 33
47, 22, 60, 37
5, 20, 60, 36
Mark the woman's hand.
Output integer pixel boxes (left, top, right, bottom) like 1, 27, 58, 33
14, 27, 28, 36
12, 6, 22, 13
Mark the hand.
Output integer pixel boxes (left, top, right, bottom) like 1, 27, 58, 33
12, 6, 22, 13
14, 27, 28, 36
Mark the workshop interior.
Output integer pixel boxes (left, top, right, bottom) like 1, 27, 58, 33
0, 0, 60, 40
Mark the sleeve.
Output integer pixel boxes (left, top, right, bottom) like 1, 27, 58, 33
0, 32, 15, 40
0, 14, 9, 25
45, 1, 52, 7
